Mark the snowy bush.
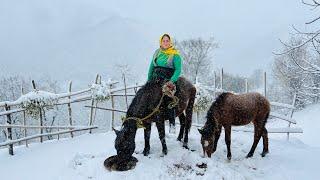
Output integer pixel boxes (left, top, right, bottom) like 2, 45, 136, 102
193, 82, 214, 112
16, 90, 58, 118
90, 82, 111, 102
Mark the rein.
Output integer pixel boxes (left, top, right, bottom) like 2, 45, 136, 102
122, 88, 179, 129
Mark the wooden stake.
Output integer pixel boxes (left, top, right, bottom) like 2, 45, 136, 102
32, 80, 36, 90
89, 74, 99, 133
39, 108, 43, 143
245, 79, 248, 93
21, 85, 28, 147
287, 93, 297, 140
220, 68, 224, 90
4, 104, 14, 155
67, 81, 74, 138
123, 73, 129, 110
109, 84, 115, 130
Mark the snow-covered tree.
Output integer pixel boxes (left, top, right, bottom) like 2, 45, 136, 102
273, 36, 319, 108
272, 1, 320, 107
176, 37, 219, 84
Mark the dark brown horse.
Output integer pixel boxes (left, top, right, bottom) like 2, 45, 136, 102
109, 77, 196, 170
198, 92, 270, 160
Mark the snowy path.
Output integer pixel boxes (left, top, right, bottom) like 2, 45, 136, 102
1, 123, 319, 180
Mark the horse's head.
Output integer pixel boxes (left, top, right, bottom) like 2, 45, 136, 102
113, 80, 165, 158
113, 120, 137, 158
198, 126, 215, 158
198, 93, 229, 158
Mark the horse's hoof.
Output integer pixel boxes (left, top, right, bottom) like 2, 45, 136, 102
182, 142, 189, 149
162, 149, 168, 155
143, 149, 150, 156
246, 153, 253, 158
261, 150, 269, 157
177, 137, 182, 142
227, 156, 232, 160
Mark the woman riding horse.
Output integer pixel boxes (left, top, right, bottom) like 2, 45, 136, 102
105, 34, 195, 171
147, 33, 182, 133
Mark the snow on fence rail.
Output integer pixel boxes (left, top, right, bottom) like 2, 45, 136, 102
0, 74, 142, 155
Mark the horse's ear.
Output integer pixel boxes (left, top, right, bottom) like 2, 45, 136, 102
113, 127, 121, 136
198, 128, 204, 135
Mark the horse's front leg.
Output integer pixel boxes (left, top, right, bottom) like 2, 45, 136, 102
177, 113, 186, 141
182, 114, 192, 149
143, 122, 152, 156
155, 120, 167, 155
247, 123, 262, 158
213, 124, 222, 153
224, 125, 232, 160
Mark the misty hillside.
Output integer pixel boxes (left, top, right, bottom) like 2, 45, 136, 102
0, 0, 154, 86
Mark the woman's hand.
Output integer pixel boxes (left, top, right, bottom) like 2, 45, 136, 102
162, 81, 176, 95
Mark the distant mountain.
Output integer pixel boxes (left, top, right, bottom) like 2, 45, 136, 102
0, 0, 154, 88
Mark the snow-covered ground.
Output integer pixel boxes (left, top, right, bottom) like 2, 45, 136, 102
1, 105, 320, 180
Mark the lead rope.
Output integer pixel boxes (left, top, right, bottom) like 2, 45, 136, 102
122, 87, 179, 129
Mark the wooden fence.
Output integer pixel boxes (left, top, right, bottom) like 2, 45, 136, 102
0, 74, 142, 155
0, 69, 303, 156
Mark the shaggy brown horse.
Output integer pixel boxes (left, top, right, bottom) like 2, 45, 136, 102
105, 77, 196, 171
198, 92, 270, 160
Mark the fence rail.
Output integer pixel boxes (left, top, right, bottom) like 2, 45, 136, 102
0, 126, 98, 147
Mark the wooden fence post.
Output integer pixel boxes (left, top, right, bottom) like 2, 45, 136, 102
123, 73, 129, 110
89, 74, 99, 133
287, 93, 297, 140
109, 84, 115, 130
245, 78, 248, 93
4, 104, 14, 155
92, 75, 101, 125
21, 85, 28, 147
220, 68, 224, 90
68, 81, 74, 138
39, 107, 43, 143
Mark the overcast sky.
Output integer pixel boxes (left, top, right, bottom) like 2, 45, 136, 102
109, 0, 313, 75
0, 0, 315, 83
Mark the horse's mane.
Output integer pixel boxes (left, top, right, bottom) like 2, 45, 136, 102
205, 92, 231, 130
126, 80, 162, 118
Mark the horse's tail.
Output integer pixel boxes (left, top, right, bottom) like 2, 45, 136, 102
262, 95, 271, 125
185, 85, 196, 131
264, 111, 270, 125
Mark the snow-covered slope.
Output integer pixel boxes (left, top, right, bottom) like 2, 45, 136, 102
292, 104, 320, 147
1, 119, 319, 180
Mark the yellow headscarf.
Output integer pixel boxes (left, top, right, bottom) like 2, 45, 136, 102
159, 34, 180, 56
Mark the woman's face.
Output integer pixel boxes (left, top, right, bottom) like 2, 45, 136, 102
161, 36, 171, 49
